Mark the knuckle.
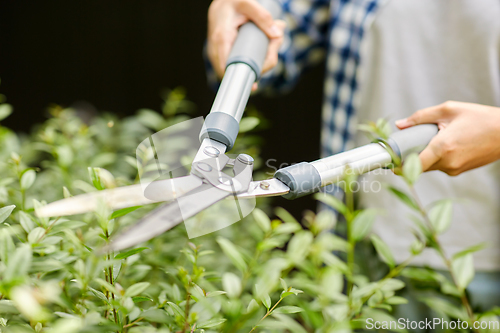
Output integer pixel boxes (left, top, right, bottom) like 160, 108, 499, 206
212, 28, 230, 43
234, 0, 250, 11
440, 140, 455, 156
441, 100, 457, 113
259, 11, 273, 23
411, 110, 423, 122
444, 167, 461, 177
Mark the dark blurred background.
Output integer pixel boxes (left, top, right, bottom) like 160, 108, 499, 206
0, 0, 325, 217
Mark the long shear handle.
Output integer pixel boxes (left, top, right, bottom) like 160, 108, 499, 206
200, 0, 282, 150
275, 124, 439, 199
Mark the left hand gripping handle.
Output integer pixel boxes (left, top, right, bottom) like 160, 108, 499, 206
200, 0, 282, 150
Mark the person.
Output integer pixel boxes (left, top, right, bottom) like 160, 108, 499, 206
207, 0, 500, 318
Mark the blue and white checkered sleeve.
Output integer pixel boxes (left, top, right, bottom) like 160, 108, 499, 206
258, 0, 331, 93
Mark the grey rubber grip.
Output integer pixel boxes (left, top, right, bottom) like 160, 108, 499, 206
274, 162, 322, 200
200, 112, 240, 150
386, 124, 439, 159
226, 0, 282, 79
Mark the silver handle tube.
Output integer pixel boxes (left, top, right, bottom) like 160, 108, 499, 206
275, 124, 438, 199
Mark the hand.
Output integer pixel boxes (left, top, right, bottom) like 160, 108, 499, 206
207, 0, 286, 89
395, 101, 500, 176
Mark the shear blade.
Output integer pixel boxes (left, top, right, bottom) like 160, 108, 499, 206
103, 183, 231, 252
36, 175, 203, 218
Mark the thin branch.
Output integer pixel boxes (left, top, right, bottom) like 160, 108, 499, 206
408, 186, 478, 333
249, 297, 284, 333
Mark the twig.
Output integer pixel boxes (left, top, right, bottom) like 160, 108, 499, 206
123, 317, 143, 329
249, 297, 284, 333
408, 186, 478, 333
181, 291, 191, 333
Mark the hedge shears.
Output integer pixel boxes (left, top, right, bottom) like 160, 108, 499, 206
36, 0, 437, 251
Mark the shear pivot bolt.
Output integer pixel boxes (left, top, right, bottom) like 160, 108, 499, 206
204, 146, 220, 157
237, 154, 254, 165
218, 177, 233, 186
196, 162, 212, 172
260, 181, 270, 190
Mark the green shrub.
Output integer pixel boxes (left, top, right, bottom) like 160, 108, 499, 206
0, 89, 497, 333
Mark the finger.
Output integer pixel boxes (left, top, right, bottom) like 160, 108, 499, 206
418, 146, 440, 172
236, 0, 283, 38
395, 104, 447, 129
210, 26, 237, 78
260, 20, 285, 73
261, 37, 283, 73
252, 82, 258, 91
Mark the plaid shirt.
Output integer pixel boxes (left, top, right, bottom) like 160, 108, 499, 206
258, 0, 385, 158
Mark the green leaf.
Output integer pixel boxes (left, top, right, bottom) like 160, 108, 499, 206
314, 193, 348, 216
380, 279, 405, 291
141, 309, 170, 323
206, 291, 226, 298
62, 186, 72, 198
314, 209, 336, 232
28, 227, 45, 244
238, 117, 260, 132
0, 205, 16, 223
401, 267, 444, 283
197, 318, 227, 329
274, 207, 299, 224
124, 282, 150, 298
453, 243, 486, 259
18, 211, 35, 233
386, 296, 408, 305
429, 200, 453, 234
56, 145, 74, 167
114, 247, 148, 260
216, 237, 247, 272
419, 296, 468, 320
452, 253, 474, 291
4, 243, 32, 282
262, 294, 271, 309
0, 103, 13, 121
387, 186, 419, 211
246, 299, 260, 313
351, 209, 377, 241
132, 296, 153, 303
222, 272, 242, 298
375, 118, 392, 139
167, 301, 185, 318
110, 206, 141, 219
402, 153, 422, 185
20, 170, 36, 191
280, 278, 287, 291
370, 235, 395, 267
281, 287, 303, 298
88, 167, 104, 190
287, 231, 313, 263
95, 278, 119, 295
273, 306, 303, 314
252, 208, 271, 233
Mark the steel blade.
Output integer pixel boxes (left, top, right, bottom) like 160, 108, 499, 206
234, 179, 290, 199
104, 184, 230, 252
36, 175, 203, 217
